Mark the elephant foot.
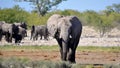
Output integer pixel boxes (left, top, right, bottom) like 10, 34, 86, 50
69, 60, 76, 63
68, 56, 76, 63
68, 58, 76, 63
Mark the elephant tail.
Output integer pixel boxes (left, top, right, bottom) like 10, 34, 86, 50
31, 25, 35, 32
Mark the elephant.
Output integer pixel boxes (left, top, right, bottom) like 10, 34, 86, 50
0, 22, 25, 43
47, 14, 82, 63
12, 25, 27, 43
0, 23, 19, 43
30, 25, 48, 40
12, 24, 24, 43
12, 26, 27, 43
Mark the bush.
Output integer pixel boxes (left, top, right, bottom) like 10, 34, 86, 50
0, 57, 120, 68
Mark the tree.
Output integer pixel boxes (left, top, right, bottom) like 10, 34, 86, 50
112, 3, 120, 13
104, 3, 120, 14
14, 0, 67, 16
0, 5, 29, 23
82, 10, 115, 37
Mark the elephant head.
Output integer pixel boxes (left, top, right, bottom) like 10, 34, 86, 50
14, 22, 27, 30
20, 22, 27, 30
47, 14, 82, 63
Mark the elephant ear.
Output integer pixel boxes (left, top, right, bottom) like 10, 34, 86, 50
47, 14, 63, 37
12, 24, 19, 34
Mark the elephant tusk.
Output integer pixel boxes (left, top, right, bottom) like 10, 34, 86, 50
69, 35, 72, 38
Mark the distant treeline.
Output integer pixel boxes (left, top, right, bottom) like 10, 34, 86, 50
0, 4, 120, 37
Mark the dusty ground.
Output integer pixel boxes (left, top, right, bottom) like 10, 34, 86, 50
0, 50, 120, 64
0, 26, 120, 46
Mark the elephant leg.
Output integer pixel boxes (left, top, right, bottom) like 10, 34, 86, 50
15, 38, 17, 43
25, 32, 27, 37
45, 34, 48, 40
43, 33, 45, 40
0, 31, 2, 41
9, 34, 12, 43
68, 47, 76, 63
40, 35, 42, 40
62, 40, 69, 61
36, 34, 38, 40
33, 33, 37, 41
68, 36, 80, 63
30, 33, 33, 40
5, 33, 9, 42
15, 38, 19, 43
7, 33, 10, 42
56, 38, 63, 60
0, 35, 2, 41
67, 38, 75, 63
0, 34, 2, 41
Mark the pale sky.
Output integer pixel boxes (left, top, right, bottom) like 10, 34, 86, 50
0, 0, 120, 12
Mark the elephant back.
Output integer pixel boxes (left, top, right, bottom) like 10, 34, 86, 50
1, 23, 12, 32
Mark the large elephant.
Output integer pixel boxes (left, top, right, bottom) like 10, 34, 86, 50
0, 23, 19, 43
30, 25, 48, 40
47, 14, 82, 63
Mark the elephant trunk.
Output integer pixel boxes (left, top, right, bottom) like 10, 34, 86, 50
60, 29, 69, 61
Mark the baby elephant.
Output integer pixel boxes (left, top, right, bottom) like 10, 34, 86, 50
12, 26, 27, 43
30, 25, 48, 41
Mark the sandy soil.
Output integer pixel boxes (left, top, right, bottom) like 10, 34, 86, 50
0, 26, 120, 46
0, 50, 120, 64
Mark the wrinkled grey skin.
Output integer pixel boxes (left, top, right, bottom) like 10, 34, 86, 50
47, 14, 82, 63
30, 25, 48, 40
